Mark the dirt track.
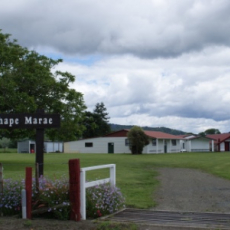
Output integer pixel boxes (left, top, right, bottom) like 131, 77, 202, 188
152, 168, 230, 213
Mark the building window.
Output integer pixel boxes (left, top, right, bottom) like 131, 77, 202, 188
171, 140, 177, 146
152, 138, 156, 146
85, 142, 93, 147
125, 139, 129, 146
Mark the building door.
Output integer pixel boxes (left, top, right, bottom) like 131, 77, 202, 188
108, 143, 114, 154
164, 141, 167, 153
225, 142, 230, 151
30, 143, 35, 153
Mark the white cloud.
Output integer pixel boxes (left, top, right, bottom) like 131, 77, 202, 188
1, 0, 230, 57
55, 45, 230, 133
1, 0, 230, 134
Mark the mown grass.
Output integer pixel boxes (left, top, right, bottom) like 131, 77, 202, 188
0, 148, 17, 153
1, 152, 230, 208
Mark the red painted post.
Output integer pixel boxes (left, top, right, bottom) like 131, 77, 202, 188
25, 167, 32, 219
69, 159, 81, 221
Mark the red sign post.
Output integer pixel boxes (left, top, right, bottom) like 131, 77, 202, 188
69, 159, 81, 221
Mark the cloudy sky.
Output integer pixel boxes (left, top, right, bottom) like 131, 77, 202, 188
1, 0, 230, 134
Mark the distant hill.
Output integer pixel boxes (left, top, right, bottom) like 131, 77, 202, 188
109, 123, 187, 135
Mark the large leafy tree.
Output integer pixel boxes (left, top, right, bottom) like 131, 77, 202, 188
127, 126, 149, 154
0, 30, 86, 141
82, 102, 111, 138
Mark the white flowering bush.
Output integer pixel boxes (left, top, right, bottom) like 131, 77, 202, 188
86, 183, 125, 218
0, 177, 125, 220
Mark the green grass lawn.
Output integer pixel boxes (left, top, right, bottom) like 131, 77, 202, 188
0, 148, 17, 153
1, 152, 230, 209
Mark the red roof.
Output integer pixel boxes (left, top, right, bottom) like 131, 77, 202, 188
105, 129, 182, 139
104, 129, 129, 137
206, 133, 230, 143
143, 130, 182, 139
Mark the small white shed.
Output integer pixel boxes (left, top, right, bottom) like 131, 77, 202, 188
17, 140, 63, 153
17, 140, 35, 153
179, 135, 212, 152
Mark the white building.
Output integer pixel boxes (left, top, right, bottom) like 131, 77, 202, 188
178, 135, 213, 152
64, 129, 183, 154
17, 140, 63, 153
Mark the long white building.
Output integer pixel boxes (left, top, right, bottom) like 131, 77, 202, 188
64, 129, 183, 154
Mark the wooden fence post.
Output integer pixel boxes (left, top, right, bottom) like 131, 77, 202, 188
35, 163, 39, 192
25, 167, 32, 219
69, 159, 81, 221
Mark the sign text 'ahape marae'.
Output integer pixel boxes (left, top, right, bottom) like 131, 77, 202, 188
0, 113, 60, 129
0, 110, 60, 177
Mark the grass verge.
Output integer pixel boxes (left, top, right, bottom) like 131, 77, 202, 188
1, 152, 230, 208
96, 221, 138, 230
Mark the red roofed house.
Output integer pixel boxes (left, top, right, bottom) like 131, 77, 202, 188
206, 133, 230, 152
64, 129, 183, 154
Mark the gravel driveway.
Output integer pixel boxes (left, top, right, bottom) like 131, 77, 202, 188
151, 168, 230, 213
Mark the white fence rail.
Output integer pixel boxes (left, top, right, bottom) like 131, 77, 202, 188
80, 164, 116, 220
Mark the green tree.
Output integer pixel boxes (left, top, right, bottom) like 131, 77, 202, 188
81, 111, 99, 138
93, 102, 111, 136
8, 139, 17, 148
82, 103, 111, 138
0, 30, 86, 141
93, 102, 110, 122
127, 126, 149, 154
0, 138, 10, 148
199, 128, 221, 136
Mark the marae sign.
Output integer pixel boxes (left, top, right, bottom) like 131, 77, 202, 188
0, 113, 60, 129
0, 110, 60, 177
